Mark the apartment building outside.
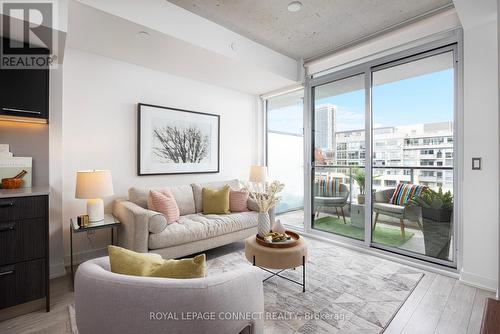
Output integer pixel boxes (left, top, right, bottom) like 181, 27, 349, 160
317, 104, 454, 193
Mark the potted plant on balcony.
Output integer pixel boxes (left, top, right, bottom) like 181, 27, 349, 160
349, 168, 379, 204
410, 187, 453, 222
410, 187, 453, 260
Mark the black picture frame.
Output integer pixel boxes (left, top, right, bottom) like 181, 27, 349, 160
137, 103, 220, 175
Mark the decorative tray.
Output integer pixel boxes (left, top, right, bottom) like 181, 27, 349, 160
255, 230, 300, 248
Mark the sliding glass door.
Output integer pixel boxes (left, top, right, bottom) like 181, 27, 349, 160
309, 43, 458, 267
371, 50, 455, 263
312, 74, 366, 241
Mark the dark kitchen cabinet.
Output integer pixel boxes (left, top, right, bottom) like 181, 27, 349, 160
0, 195, 49, 312
0, 38, 49, 120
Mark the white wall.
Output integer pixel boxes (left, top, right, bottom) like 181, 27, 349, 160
48, 65, 66, 278
458, 18, 499, 292
60, 48, 258, 265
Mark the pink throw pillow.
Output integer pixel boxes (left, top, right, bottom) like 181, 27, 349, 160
148, 190, 180, 224
229, 189, 249, 212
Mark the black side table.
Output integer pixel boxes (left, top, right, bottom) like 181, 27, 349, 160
70, 214, 120, 285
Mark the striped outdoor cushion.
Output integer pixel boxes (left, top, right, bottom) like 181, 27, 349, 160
389, 183, 426, 206
315, 176, 342, 197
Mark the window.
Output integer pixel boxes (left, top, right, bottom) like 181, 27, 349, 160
385, 180, 397, 187
421, 160, 435, 166
266, 89, 304, 228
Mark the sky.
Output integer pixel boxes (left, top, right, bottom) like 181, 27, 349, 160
268, 68, 454, 134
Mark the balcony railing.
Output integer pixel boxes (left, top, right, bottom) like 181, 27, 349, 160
315, 164, 453, 205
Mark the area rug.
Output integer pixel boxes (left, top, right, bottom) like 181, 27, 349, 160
68, 240, 423, 334
207, 242, 423, 334
314, 216, 414, 247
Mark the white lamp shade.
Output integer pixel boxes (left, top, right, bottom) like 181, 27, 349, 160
249, 166, 267, 183
75, 170, 114, 199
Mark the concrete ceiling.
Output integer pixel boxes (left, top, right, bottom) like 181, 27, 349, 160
168, 0, 454, 60
67, 0, 298, 95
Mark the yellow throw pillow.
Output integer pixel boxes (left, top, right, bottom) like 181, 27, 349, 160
108, 246, 206, 279
108, 245, 163, 276
151, 254, 206, 279
202, 185, 230, 214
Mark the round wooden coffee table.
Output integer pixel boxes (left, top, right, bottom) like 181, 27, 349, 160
244, 235, 308, 292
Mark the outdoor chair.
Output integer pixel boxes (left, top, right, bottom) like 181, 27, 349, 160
314, 177, 349, 223
373, 184, 424, 238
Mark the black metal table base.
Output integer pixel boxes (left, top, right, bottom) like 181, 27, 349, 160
253, 255, 306, 292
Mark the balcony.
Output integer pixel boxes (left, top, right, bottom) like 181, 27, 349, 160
277, 165, 454, 262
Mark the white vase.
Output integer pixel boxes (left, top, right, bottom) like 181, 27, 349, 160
257, 212, 271, 238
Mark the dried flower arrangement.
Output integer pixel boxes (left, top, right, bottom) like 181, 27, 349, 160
245, 180, 285, 213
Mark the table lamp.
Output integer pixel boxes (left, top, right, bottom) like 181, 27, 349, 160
249, 166, 267, 192
75, 170, 114, 222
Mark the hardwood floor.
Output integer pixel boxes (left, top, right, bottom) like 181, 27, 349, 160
0, 273, 74, 334
0, 240, 495, 334
384, 270, 495, 334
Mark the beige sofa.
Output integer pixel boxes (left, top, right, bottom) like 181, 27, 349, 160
113, 179, 259, 259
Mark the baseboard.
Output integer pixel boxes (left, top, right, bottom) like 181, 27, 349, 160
49, 261, 67, 279
64, 247, 107, 266
460, 270, 498, 292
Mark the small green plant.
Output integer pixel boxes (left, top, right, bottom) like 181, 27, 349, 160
348, 167, 379, 194
411, 187, 453, 210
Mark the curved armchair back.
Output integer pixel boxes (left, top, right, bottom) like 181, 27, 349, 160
75, 257, 264, 334
374, 188, 395, 203
314, 176, 349, 200
339, 183, 349, 200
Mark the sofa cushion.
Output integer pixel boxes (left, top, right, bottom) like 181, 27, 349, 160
108, 245, 163, 276
151, 254, 206, 279
389, 183, 426, 206
149, 214, 169, 234
148, 211, 258, 250
108, 245, 205, 278
129, 185, 196, 215
148, 190, 180, 224
192, 179, 241, 213
202, 186, 231, 214
230, 189, 250, 212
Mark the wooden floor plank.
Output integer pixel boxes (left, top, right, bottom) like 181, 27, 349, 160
384, 271, 437, 334
400, 274, 456, 334
467, 289, 497, 334
479, 298, 500, 334
434, 281, 477, 334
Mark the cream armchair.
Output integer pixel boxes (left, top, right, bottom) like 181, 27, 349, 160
75, 256, 264, 334
314, 183, 350, 223
373, 188, 423, 238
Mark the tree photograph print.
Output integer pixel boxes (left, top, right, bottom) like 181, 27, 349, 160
138, 104, 219, 175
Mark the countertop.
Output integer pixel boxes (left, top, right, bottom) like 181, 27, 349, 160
0, 185, 50, 198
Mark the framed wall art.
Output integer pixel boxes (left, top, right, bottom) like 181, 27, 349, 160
138, 103, 220, 175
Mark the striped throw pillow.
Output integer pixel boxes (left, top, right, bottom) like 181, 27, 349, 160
229, 189, 249, 212
315, 176, 342, 197
389, 183, 426, 206
148, 190, 180, 224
